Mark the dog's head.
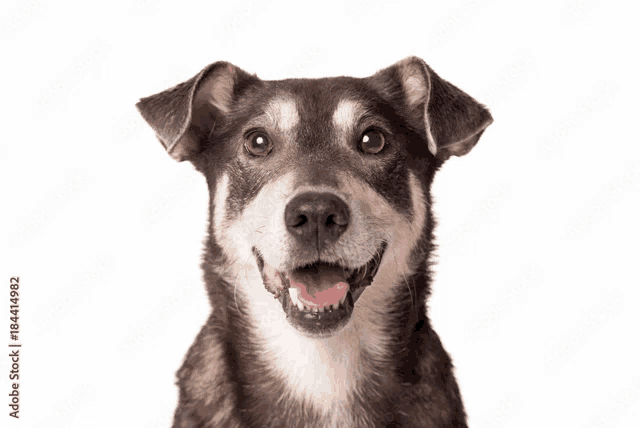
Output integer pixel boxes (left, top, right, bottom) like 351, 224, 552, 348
137, 57, 492, 339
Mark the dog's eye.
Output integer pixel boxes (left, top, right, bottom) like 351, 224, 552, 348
245, 132, 273, 156
359, 129, 385, 154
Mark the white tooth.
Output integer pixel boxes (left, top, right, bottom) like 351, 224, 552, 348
318, 306, 325, 312
289, 288, 307, 311
331, 303, 339, 311
339, 294, 347, 306
288, 288, 300, 304
311, 307, 318, 313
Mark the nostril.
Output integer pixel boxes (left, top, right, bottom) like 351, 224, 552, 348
326, 214, 346, 227
331, 211, 349, 227
295, 214, 308, 228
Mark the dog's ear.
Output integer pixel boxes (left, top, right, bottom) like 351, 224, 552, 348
371, 56, 493, 160
136, 62, 258, 161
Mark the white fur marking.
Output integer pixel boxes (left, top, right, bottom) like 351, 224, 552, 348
401, 70, 437, 156
265, 97, 299, 133
416, 69, 438, 156
405, 75, 426, 106
213, 173, 230, 246
426, 120, 438, 156
332, 99, 364, 132
207, 73, 234, 113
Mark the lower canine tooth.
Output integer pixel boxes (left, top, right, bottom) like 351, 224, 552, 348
331, 303, 339, 310
288, 288, 305, 311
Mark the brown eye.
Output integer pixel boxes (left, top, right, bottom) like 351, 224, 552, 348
359, 129, 385, 154
245, 132, 273, 156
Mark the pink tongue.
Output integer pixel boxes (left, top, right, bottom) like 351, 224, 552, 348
288, 266, 349, 308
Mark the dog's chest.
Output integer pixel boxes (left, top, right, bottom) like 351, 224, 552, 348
271, 328, 357, 404
251, 305, 365, 425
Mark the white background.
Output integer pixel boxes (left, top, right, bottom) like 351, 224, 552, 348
2, 0, 639, 427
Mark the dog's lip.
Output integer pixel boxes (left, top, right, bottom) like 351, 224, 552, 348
258, 241, 386, 286
253, 241, 387, 305
280, 287, 354, 337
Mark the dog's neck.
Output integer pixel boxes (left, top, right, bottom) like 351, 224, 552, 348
210, 252, 430, 427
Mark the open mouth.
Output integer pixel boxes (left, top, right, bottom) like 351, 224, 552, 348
253, 241, 387, 337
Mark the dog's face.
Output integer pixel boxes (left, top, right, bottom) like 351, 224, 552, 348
137, 57, 492, 340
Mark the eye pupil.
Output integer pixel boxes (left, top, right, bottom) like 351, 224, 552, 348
246, 132, 272, 156
360, 130, 384, 154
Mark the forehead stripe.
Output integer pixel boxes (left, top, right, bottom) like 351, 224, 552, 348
265, 97, 299, 133
332, 99, 367, 131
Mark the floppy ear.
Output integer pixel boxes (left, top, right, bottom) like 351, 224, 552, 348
136, 62, 258, 161
372, 56, 493, 161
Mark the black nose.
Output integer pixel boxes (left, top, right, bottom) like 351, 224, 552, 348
284, 192, 350, 249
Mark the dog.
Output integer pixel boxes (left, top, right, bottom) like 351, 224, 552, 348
137, 56, 492, 428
